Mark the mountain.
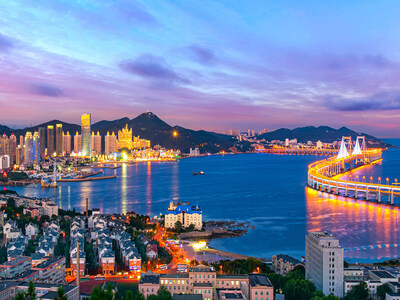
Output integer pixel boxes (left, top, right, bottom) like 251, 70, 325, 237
258, 126, 390, 148
0, 112, 244, 153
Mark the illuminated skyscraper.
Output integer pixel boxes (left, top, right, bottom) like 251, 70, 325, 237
63, 131, 72, 154
33, 131, 40, 163
38, 127, 46, 159
56, 124, 63, 156
74, 132, 81, 154
47, 125, 55, 156
19, 135, 24, 148
91, 131, 102, 155
105, 132, 117, 155
9, 134, 16, 164
24, 132, 34, 164
16, 145, 24, 165
81, 113, 91, 156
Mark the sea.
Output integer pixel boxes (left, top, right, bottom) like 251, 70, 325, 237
8, 139, 400, 263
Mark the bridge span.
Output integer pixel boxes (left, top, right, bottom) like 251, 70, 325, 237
308, 148, 400, 204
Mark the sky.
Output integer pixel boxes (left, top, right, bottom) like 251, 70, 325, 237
1, 0, 400, 137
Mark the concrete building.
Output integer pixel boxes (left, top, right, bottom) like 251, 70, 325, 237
18, 282, 79, 300
0, 281, 19, 300
0, 155, 10, 169
91, 131, 102, 155
189, 148, 200, 156
73, 132, 81, 154
63, 131, 72, 154
105, 131, 117, 155
272, 254, 303, 275
0, 257, 32, 279
47, 125, 55, 156
140, 266, 273, 300
81, 113, 91, 156
32, 256, 66, 284
25, 223, 39, 240
305, 232, 343, 298
38, 127, 46, 159
165, 200, 202, 230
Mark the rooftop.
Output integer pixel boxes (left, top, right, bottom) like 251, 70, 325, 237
248, 274, 273, 287
173, 294, 203, 300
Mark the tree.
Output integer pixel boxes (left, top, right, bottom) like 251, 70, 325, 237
157, 286, 173, 300
134, 292, 145, 300
26, 281, 36, 300
15, 291, 26, 300
126, 291, 134, 300
147, 295, 159, 300
174, 221, 183, 233
55, 286, 67, 300
188, 224, 195, 231
6, 198, 15, 208
343, 282, 371, 300
284, 278, 316, 300
377, 283, 392, 300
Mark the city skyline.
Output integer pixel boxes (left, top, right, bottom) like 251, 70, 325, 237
1, 1, 400, 138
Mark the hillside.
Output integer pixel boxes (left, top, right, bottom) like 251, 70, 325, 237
259, 126, 390, 148
0, 112, 244, 153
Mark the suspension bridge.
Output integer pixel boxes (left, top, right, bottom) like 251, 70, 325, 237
308, 136, 400, 204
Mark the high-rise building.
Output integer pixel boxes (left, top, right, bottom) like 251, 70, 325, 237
38, 127, 46, 159
33, 131, 40, 164
74, 132, 81, 154
104, 132, 117, 155
305, 232, 344, 298
24, 132, 34, 164
16, 145, 24, 165
117, 124, 151, 150
19, 135, 24, 148
81, 113, 91, 156
91, 131, 102, 155
63, 131, 72, 154
0, 134, 9, 157
0, 155, 10, 170
47, 125, 55, 156
9, 134, 16, 164
56, 124, 63, 156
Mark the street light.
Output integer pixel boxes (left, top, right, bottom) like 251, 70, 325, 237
386, 178, 389, 185
378, 177, 381, 184
370, 176, 373, 184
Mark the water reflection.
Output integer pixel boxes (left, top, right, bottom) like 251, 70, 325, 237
121, 163, 127, 214
146, 162, 152, 215
306, 187, 400, 262
172, 162, 179, 201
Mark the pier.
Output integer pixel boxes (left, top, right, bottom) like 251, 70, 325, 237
57, 174, 117, 182
308, 136, 400, 204
267, 148, 338, 155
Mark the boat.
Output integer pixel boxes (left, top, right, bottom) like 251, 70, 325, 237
193, 171, 205, 175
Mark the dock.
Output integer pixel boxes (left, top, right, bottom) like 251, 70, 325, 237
57, 175, 117, 182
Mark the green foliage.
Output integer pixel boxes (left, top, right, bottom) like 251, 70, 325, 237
311, 292, 340, 300
26, 281, 36, 300
15, 291, 26, 300
7, 172, 28, 181
174, 221, 183, 233
156, 242, 172, 264
134, 292, 145, 300
56, 286, 68, 300
6, 198, 15, 208
125, 291, 133, 300
157, 287, 173, 300
112, 239, 125, 271
134, 236, 149, 262
211, 257, 271, 274
343, 281, 371, 300
90, 284, 114, 300
0, 246, 8, 264
85, 241, 98, 275
188, 224, 195, 231
284, 278, 316, 300
0, 189, 18, 195
377, 283, 392, 300
24, 239, 37, 256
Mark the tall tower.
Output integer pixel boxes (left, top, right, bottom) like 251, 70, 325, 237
305, 232, 343, 298
24, 132, 34, 164
38, 127, 46, 159
105, 132, 117, 155
63, 131, 72, 154
81, 113, 91, 156
56, 124, 63, 156
74, 132, 81, 154
9, 134, 16, 164
47, 125, 55, 156
33, 131, 41, 164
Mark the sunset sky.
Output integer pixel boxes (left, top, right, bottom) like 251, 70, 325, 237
1, 0, 400, 137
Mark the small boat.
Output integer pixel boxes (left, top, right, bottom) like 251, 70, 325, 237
193, 171, 205, 175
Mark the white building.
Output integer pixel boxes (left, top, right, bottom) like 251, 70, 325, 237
189, 148, 200, 156
165, 200, 202, 230
25, 223, 39, 239
0, 155, 10, 169
305, 232, 343, 298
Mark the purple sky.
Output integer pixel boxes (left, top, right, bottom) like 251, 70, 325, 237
1, 1, 400, 137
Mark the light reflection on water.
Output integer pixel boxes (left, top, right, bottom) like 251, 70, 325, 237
306, 187, 400, 262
